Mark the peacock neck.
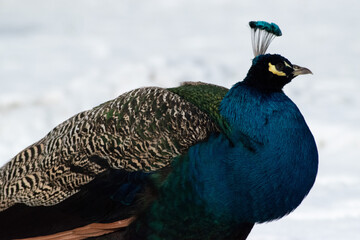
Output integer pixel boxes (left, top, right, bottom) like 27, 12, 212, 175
219, 82, 289, 147
188, 81, 319, 223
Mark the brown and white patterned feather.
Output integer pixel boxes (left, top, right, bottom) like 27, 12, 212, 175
0, 87, 219, 212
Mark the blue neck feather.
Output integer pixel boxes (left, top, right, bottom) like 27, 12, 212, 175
187, 81, 318, 223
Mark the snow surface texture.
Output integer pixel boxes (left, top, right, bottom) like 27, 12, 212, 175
0, 0, 359, 239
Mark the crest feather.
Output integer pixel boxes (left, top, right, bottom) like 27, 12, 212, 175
249, 21, 282, 57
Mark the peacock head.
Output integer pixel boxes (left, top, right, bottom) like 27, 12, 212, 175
244, 21, 312, 92
244, 53, 312, 91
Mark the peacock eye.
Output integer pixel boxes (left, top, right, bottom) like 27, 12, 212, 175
275, 62, 285, 71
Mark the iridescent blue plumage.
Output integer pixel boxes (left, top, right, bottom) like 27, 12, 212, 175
218, 81, 318, 222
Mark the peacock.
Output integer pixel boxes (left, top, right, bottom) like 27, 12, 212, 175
0, 21, 318, 240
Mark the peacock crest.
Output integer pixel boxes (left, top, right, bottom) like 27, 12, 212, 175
249, 21, 282, 57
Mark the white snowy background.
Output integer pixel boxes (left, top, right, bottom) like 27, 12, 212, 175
0, 0, 359, 239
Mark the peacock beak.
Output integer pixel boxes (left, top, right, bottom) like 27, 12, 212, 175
292, 65, 313, 76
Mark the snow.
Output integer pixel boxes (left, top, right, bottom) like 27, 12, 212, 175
0, 0, 359, 239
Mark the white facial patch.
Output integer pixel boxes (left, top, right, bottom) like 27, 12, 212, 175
284, 61, 292, 68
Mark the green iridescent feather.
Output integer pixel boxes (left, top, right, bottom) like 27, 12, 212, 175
168, 82, 231, 137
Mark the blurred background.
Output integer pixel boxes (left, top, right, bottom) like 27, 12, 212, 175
0, 0, 359, 239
